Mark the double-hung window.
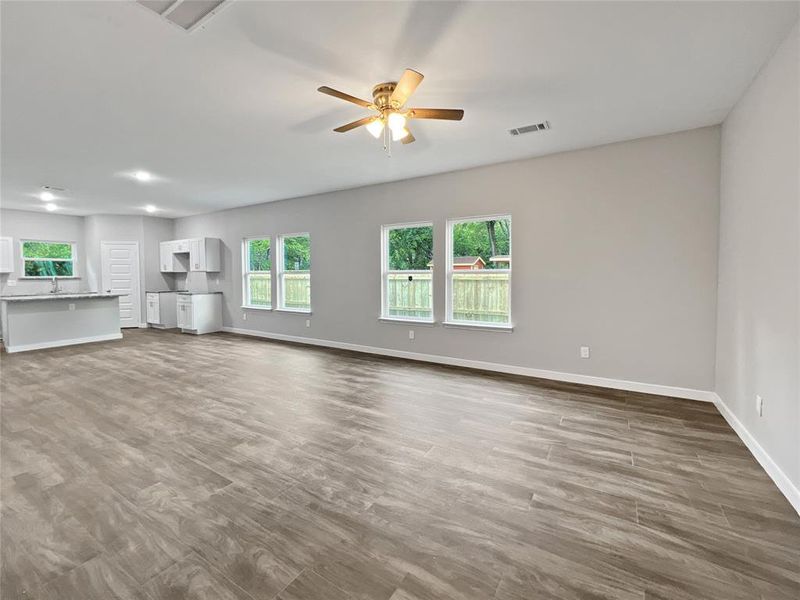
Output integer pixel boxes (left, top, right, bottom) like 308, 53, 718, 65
381, 223, 434, 322
277, 233, 311, 312
21, 240, 76, 278
446, 216, 512, 326
243, 238, 272, 308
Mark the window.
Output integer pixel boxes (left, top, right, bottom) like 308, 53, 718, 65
446, 216, 511, 326
243, 238, 272, 308
21, 240, 76, 278
277, 233, 311, 311
381, 223, 433, 321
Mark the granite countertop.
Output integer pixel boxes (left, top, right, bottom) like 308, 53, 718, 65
0, 292, 125, 302
177, 291, 223, 295
145, 290, 187, 294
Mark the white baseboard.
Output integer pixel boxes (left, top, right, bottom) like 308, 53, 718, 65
221, 326, 715, 402
4, 332, 123, 354
713, 393, 800, 515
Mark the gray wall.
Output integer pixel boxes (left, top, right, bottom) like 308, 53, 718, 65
717, 24, 799, 489
177, 126, 721, 392
0, 210, 176, 325
0, 209, 87, 295
84, 215, 176, 320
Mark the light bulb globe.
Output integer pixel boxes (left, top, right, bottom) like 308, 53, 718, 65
366, 118, 384, 139
387, 112, 407, 133
391, 127, 410, 142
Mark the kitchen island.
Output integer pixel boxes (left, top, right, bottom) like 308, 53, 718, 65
0, 292, 123, 353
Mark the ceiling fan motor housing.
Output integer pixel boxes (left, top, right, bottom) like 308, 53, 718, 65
372, 82, 399, 111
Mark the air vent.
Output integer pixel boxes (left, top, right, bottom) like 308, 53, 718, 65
508, 121, 551, 136
136, 0, 229, 32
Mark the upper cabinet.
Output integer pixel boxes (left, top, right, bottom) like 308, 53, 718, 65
0, 237, 13, 273
189, 238, 220, 272
160, 238, 220, 273
160, 241, 186, 273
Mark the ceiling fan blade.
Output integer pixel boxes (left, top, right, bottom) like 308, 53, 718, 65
401, 130, 416, 144
408, 108, 464, 121
333, 116, 376, 133
318, 86, 374, 109
390, 69, 424, 107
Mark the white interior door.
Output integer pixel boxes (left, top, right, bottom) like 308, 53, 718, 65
101, 241, 141, 328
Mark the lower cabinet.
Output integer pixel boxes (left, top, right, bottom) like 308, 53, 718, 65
176, 299, 192, 329
176, 293, 222, 334
146, 292, 178, 329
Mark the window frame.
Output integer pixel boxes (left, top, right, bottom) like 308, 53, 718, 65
276, 232, 311, 313
19, 239, 78, 279
445, 214, 513, 330
242, 236, 273, 310
380, 221, 435, 324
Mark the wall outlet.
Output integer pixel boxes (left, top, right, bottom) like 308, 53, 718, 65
580, 346, 590, 359
756, 394, 763, 417
7, 279, 16, 287
305, 319, 310, 328
68, 303, 75, 311
409, 330, 415, 340
242, 312, 247, 321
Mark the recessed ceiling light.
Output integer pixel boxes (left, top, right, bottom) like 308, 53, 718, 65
144, 205, 157, 213
45, 203, 58, 212
134, 171, 152, 182
40, 191, 55, 201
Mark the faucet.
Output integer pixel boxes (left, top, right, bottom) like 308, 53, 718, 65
50, 276, 60, 294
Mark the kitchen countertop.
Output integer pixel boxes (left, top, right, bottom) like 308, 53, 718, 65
177, 291, 223, 295
145, 290, 187, 293
0, 292, 124, 302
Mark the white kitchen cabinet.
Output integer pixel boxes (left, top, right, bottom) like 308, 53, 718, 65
176, 292, 222, 334
176, 296, 192, 329
160, 238, 219, 273
189, 238, 221, 272
159, 242, 171, 272
146, 291, 178, 328
159, 241, 189, 273
0, 237, 13, 273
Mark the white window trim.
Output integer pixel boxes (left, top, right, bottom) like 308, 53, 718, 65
276, 232, 311, 312
242, 237, 273, 309
442, 321, 514, 332
19, 239, 78, 279
445, 214, 512, 328
380, 221, 435, 323
379, 316, 436, 326
275, 308, 312, 315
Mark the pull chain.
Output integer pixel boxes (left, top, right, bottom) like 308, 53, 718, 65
383, 123, 392, 157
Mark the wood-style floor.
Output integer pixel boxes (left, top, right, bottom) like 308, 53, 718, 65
1, 329, 798, 600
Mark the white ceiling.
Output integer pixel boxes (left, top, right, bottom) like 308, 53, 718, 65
1, 1, 797, 217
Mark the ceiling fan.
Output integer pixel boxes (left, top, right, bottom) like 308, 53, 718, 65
317, 69, 464, 151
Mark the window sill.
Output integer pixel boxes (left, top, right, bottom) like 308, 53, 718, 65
241, 305, 272, 311
443, 321, 514, 333
19, 276, 81, 280
379, 317, 436, 327
275, 308, 312, 315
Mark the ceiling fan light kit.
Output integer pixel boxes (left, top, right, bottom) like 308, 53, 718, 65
318, 69, 464, 156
